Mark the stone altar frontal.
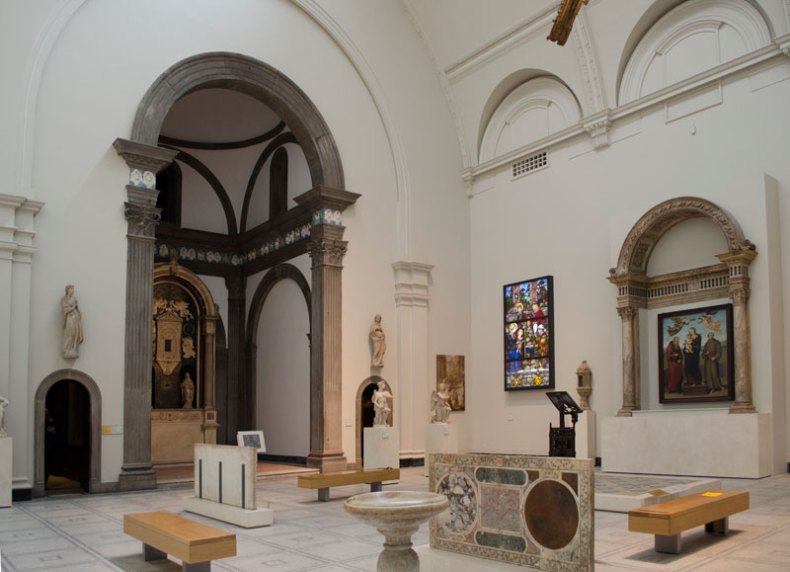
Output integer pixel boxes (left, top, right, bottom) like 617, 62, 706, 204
429, 453, 593, 571
0, 437, 11, 507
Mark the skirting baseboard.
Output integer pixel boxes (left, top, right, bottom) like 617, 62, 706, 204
12, 488, 32, 502
400, 457, 425, 468
259, 453, 307, 465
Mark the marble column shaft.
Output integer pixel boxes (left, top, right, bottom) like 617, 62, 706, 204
617, 305, 639, 416
306, 224, 348, 472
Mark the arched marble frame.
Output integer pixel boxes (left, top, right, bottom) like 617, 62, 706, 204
354, 376, 393, 468
33, 369, 102, 498
245, 263, 312, 433
609, 196, 757, 415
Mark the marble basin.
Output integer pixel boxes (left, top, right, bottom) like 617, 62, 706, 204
345, 491, 448, 572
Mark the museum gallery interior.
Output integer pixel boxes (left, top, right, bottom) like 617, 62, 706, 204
1, 0, 790, 570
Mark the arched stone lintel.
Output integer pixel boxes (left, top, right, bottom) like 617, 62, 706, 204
612, 196, 752, 277
34, 369, 102, 498
131, 52, 344, 190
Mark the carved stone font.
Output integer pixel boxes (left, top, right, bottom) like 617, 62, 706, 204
61, 284, 84, 359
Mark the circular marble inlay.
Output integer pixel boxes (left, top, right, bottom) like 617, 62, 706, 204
436, 471, 477, 534
524, 479, 578, 550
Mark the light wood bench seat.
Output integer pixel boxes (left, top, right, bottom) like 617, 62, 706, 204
628, 490, 748, 554
297, 467, 400, 501
124, 511, 236, 572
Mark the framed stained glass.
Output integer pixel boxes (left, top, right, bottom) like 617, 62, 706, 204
503, 276, 554, 391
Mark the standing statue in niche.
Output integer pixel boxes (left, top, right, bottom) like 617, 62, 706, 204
61, 284, 83, 359
371, 381, 393, 427
0, 396, 8, 437
181, 372, 195, 409
369, 314, 386, 368
430, 382, 452, 424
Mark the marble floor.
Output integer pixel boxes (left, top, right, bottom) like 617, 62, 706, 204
1, 467, 790, 571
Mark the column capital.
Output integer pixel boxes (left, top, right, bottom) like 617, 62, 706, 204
393, 261, 434, 308
306, 225, 348, 268
616, 306, 638, 321
124, 202, 160, 239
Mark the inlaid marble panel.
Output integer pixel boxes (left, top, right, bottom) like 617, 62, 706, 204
429, 453, 594, 571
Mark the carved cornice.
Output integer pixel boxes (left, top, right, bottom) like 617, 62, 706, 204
294, 185, 361, 214
572, 10, 605, 114
614, 197, 748, 277
113, 138, 178, 173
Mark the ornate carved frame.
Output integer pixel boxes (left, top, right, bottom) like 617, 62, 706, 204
608, 196, 757, 415
153, 261, 219, 444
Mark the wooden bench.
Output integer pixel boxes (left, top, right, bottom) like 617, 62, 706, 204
628, 490, 748, 554
124, 511, 236, 572
297, 467, 400, 501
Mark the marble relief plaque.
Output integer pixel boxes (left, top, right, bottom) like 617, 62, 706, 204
429, 453, 594, 571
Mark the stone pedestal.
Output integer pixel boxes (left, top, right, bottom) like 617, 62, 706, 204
1, 437, 11, 507
364, 427, 400, 475
424, 424, 458, 476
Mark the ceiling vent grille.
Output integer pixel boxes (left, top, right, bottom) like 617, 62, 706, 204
512, 151, 548, 179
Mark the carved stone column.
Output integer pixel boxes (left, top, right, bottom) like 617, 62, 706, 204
225, 274, 246, 437
113, 138, 178, 490
296, 186, 360, 472
202, 315, 218, 443
616, 306, 640, 416
718, 249, 758, 414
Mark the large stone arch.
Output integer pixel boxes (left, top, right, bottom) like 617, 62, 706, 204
114, 51, 357, 487
245, 263, 312, 433
609, 196, 757, 416
34, 369, 102, 497
131, 52, 344, 190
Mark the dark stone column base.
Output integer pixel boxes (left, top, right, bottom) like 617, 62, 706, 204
118, 467, 157, 491
307, 452, 348, 473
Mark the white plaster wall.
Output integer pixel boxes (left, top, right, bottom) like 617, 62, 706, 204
4, 0, 471, 484
255, 278, 310, 458
468, 62, 790, 471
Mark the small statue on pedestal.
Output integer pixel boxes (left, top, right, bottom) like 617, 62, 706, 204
61, 284, 83, 359
372, 381, 392, 427
430, 382, 452, 424
181, 372, 195, 409
369, 314, 386, 368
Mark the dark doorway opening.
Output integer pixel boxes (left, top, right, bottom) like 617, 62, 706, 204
45, 380, 90, 494
359, 383, 376, 463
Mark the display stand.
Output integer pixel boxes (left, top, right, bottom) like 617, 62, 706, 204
424, 424, 458, 476
0, 437, 11, 507
546, 391, 583, 457
363, 427, 399, 483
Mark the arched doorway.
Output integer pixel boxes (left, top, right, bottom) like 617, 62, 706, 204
34, 370, 101, 497
355, 377, 392, 468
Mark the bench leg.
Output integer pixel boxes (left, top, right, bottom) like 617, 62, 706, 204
370, 481, 382, 493
143, 543, 167, 561
705, 517, 729, 535
318, 488, 330, 502
182, 561, 210, 572
655, 534, 681, 554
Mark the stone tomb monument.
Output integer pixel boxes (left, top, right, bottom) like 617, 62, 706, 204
183, 443, 273, 528
364, 382, 399, 475
428, 452, 593, 571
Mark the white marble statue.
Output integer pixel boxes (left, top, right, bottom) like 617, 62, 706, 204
0, 396, 8, 437
430, 382, 452, 424
181, 372, 195, 409
369, 314, 386, 368
61, 284, 84, 359
372, 381, 393, 427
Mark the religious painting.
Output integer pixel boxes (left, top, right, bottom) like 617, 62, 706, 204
503, 276, 554, 391
237, 430, 267, 453
658, 303, 734, 403
436, 355, 465, 411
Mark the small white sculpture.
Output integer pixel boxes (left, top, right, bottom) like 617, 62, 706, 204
371, 381, 393, 427
430, 382, 452, 424
181, 372, 195, 409
61, 284, 83, 359
369, 314, 386, 368
0, 396, 8, 437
